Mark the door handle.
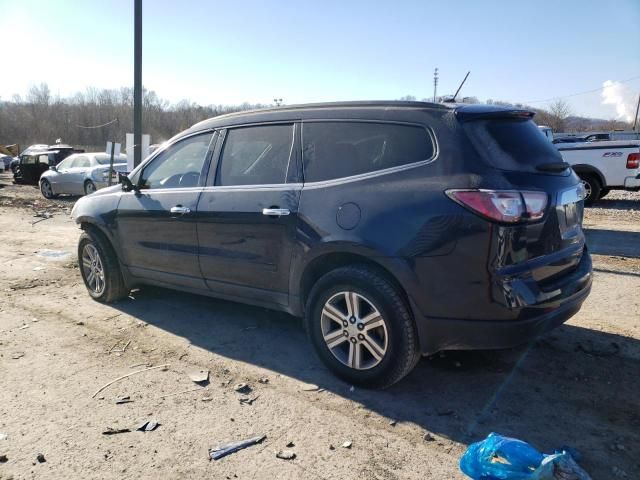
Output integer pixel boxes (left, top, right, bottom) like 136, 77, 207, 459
170, 206, 191, 215
262, 208, 290, 217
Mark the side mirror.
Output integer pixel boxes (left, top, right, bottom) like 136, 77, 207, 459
119, 172, 138, 192
49, 165, 57, 172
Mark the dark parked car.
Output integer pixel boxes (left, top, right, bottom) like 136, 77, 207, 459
13, 145, 82, 184
71, 101, 592, 388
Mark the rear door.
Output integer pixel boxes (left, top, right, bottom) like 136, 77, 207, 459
115, 131, 215, 289
65, 155, 91, 194
196, 123, 301, 307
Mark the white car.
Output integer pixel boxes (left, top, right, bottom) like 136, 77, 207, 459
39, 152, 128, 198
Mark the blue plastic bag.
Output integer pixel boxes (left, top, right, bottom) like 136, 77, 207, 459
460, 433, 591, 480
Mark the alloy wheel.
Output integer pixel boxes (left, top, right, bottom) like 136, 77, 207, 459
81, 244, 106, 295
85, 181, 96, 194
41, 180, 53, 198
320, 291, 388, 370
581, 180, 592, 201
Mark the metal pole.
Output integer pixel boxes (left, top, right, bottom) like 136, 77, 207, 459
108, 141, 115, 186
433, 68, 439, 103
633, 94, 640, 132
133, 0, 142, 167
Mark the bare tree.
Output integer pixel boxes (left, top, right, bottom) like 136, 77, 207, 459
547, 99, 572, 132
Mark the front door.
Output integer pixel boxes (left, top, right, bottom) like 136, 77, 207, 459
115, 131, 215, 289
197, 123, 301, 307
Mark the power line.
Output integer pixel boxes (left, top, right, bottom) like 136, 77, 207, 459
523, 75, 640, 104
76, 118, 118, 129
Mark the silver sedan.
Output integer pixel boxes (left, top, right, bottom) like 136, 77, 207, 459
39, 152, 128, 198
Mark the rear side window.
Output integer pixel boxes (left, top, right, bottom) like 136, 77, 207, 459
463, 119, 563, 172
216, 124, 294, 186
302, 122, 435, 182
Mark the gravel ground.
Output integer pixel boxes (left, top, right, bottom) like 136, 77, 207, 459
0, 174, 639, 479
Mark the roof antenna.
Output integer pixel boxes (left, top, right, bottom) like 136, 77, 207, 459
451, 71, 470, 103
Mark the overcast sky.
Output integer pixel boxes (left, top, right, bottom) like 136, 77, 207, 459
2, 0, 639, 120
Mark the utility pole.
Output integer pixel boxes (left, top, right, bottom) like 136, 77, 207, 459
433, 68, 439, 103
633, 93, 640, 132
133, 0, 142, 167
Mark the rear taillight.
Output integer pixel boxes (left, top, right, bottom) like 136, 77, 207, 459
626, 153, 640, 169
446, 189, 548, 223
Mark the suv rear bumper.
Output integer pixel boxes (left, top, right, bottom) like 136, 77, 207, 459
415, 250, 592, 354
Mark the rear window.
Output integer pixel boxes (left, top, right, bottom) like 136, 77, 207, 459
302, 122, 435, 182
463, 119, 563, 172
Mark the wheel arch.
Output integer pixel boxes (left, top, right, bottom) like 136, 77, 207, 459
571, 164, 606, 188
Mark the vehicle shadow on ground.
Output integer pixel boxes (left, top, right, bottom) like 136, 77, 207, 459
585, 228, 640, 258
110, 286, 640, 476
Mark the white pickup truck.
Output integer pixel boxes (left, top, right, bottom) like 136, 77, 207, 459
539, 126, 640, 205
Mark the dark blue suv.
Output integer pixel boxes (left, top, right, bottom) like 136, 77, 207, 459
71, 101, 592, 388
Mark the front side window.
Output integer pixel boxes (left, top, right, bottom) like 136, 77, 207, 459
302, 122, 435, 182
72, 156, 90, 168
56, 157, 74, 170
216, 124, 294, 186
140, 132, 212, 189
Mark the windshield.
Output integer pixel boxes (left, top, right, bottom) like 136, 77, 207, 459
463, 118, 563, 172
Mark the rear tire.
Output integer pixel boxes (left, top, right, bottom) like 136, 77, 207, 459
78, 230, 129, 303
305, 265, 420, 389
578, 174, 601, 206
84, 180, 97, 195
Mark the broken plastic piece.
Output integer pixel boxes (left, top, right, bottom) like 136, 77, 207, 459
136, 421, 159, 432
460, 433, 591, 479
209, 434, 266, 460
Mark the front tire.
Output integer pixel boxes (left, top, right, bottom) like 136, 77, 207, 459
84, 180, 97, 195
578, 174, 601, 206
78, 231, 129, 303
305, 265, 420, 389
40, 179, 57, 199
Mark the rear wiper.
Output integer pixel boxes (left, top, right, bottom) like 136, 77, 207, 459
536, 162, 570, 172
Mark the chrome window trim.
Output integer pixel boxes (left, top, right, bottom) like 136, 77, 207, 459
300, 119, 439, 189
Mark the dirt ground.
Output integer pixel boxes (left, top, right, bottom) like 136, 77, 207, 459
0, 174, 638, 480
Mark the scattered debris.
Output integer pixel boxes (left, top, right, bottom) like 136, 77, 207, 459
258, 377, 269, 384
234, 383, 252, 394
239, 395, 260, 406
188, 370, 209, 384
276, 450, 296, 460
92, 364, 170, 398
18, 324, 30, 330
102, 428, 131, 435
300, 383, 319, 392
576, 341, 620, 357
103, 313, 122, 321
329, 444, 335, 451
11, 352, 25, 360
208, 434, 266, 461
201, 396, 213, 402
37, 249, 71, 260
108, 340, 131, 354
423, 433, 436, 442
129, 363, 151, 369
0, 454, 7, 463
286, 441, 295, 448
36, 453, 46, 463
31, 214, 52, 225
341, 441, 352, 449
389, 420, 397, 427
159, 387, 204, 399
32, 266, 45, 271
137, 421, 160, 432
76, 321, 85, 326
0, 433, 7, 441
115, 396, 133, 405
460, 433, 591, 480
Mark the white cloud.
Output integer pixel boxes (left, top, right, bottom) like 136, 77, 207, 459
601, 80, 637, 122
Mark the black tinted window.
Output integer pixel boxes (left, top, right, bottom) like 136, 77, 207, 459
141, 133, 212, 189
463, 119, 563, 172
302, 122, 434, 182
217, 124, 294, 186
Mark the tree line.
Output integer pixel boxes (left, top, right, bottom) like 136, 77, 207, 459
1, 84, 633, 153
0, 83, 266, 152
